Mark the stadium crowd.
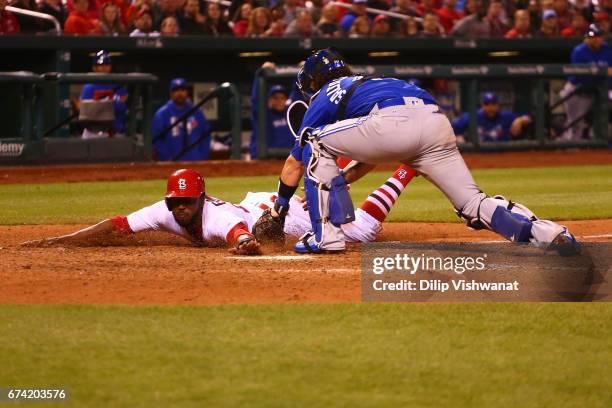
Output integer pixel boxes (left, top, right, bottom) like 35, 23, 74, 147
0, 0, 610, 38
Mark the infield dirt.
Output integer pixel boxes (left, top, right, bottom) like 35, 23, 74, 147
1, 220, 610, 305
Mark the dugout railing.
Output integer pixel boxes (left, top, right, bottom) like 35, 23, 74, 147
255, 64, 610, 159
0, 72, 158, 164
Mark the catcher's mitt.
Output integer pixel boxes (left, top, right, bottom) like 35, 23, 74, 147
252, 208, 286, 244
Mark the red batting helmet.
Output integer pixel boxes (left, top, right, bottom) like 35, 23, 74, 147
165, 169, 205, 199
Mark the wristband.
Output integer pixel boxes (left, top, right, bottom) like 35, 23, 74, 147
275, 178, 298, 217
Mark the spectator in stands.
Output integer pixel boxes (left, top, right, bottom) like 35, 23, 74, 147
372, 14, 393, 37
79, 51, 128, 139
247, 6, 272, 36
0, 0, 20, 34
390, 0, 418, 17
401, 15, 419, 36
416, 0, 437, 17
349, 15, 371, 37
552, 0, 572, 30
249, 84, 293, 159
535, 9, 559, 37
561, 12, 587, 36
594, 12, 610, 34
436, 0, 464, 33
178, 0, 205, 35
486, 0, 508, 36
124, 0, 153, 28
129, 8, 159, 36
66, 0, 98, 20
505, 9, 532, 38
526, 0, 542, 32
153, 78, 212, 161
11, 0, 39, 33
593, 11, 610, 35
203, 2, 233, 36
154, 0, 180, 30
232, 2, 252, 36
282, 0, 303, 25
284, 9, 321, 37
420, 12, 444, 36
38, 0, 67, 31
451, 0, 490, 37
560, 24, 612, 140
99, 2, 126, 35
307, 0, 324, 23
452, 92, 532, 143
341, 0, 368, 34
161, 15, 179, 35
464, 0, 479, 16
317, 3, 342, 37
64, 0, 100, 35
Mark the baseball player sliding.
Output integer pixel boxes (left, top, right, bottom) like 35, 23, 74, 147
256, 47, 580, 256
22, 166, 416, 253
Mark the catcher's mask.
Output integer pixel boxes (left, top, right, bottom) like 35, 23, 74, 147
297, 47, 346, 100
165, 168, 205, 211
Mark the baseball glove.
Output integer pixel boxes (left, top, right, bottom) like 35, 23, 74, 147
252, 208, 286, 244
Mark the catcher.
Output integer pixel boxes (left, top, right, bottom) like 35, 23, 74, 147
22, 165, 417, 252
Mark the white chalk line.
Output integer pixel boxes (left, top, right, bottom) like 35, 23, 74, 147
229, 255, 314, 261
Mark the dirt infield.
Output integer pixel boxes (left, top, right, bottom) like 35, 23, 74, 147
1, 220, 610, 305
1, 150, 610, 184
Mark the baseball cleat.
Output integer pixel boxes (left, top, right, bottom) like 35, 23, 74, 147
549, 229, 581, 257
293, 232, 344, 254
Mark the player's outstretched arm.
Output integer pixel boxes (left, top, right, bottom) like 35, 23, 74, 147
21, 219, 118, 247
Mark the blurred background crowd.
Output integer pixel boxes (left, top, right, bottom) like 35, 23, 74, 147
1, 0, 611, 38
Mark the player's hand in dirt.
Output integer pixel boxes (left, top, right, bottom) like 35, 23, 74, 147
229, 235, 262, 256
21, 237, 62, 247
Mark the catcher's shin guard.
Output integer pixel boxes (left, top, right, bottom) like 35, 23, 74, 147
301, 142, 345, 251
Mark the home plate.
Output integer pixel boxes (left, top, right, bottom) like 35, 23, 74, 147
229, 255, 314, 260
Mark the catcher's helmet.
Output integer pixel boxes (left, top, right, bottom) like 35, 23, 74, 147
93, 50, 111, 66
165, 169, 205, 199
297, 47, 346, 99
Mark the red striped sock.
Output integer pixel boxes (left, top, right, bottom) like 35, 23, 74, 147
360, 165, 417, 222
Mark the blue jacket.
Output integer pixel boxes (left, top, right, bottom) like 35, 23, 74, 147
452, 109, 518, 142
249, 78, 294, 159
80, 83, 128, 133
569, 42, 612, 85
152, 100, 211, 161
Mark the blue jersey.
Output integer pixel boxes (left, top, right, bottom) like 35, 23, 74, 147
452, 109, 518, 142
152, 100, 211, 161
291, 76, 436, 159
569, 42, 612, 85
80, 83, 127, 133
249, 107, 293, 158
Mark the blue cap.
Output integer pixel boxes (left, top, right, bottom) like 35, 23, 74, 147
170, 78, 188, 91
93, 50, 111, 65
268, 84, 289, 98
481, 92, 498, 104
586, 23, 604, 38
542, 9, 557, 20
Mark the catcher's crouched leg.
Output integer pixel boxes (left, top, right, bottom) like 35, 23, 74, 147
456, 193, 567, 246
252, 208, 286, 245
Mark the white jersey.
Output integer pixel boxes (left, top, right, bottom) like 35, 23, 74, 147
120, 192, 381, 245
125, 196, 255, 246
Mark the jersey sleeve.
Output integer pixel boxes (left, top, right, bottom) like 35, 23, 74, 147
298, 89, 335, 134
125, 201, 168, 233
202, 202, 252, 244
